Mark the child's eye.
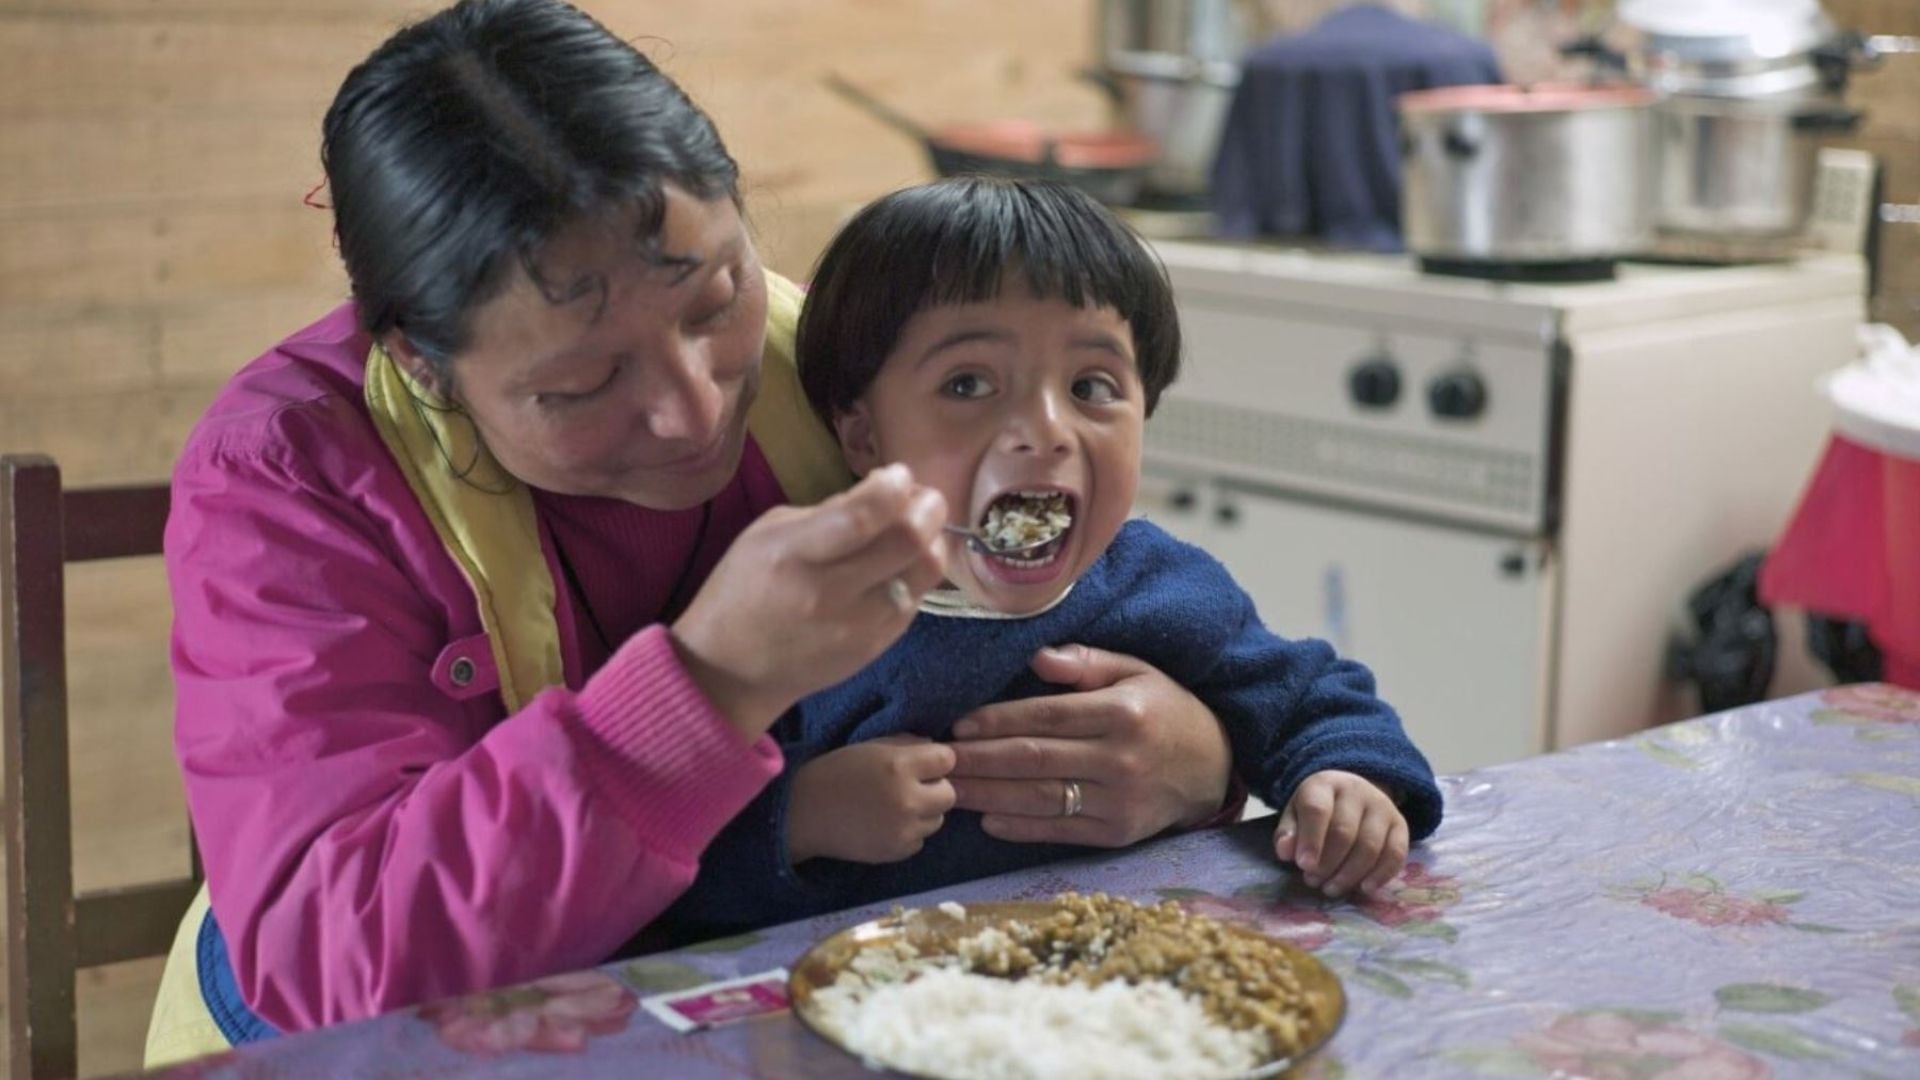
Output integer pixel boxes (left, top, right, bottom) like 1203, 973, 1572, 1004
941, 372, 995, 399
1072, 374, 1121, 404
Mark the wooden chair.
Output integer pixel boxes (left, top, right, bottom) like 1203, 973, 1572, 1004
3, 454, 200, 1079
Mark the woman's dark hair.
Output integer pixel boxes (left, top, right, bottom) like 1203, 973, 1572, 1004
795, 177, 1182, 421
323, 0, 740, 372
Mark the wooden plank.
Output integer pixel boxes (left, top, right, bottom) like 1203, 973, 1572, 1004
0, 2, 1104, 215
64, 560, 189, 897
0, 381, 222, 487
73, 881, 196, 969
0, 201, 342, 313
2, 456, 80, 1080
0, 288, 344, 476
0, 114, 322, 214
74, 956, 168, 1080
1872, 217, 1920, 339
745, 196, 860, 284
0, 19, 381, 118
0, 313, 159, 401
63, 486, 169, 564
653, 2, 1104, 210
0, 1, 418, 19
157, 288, 348, 385
1846, 56, 1920, 142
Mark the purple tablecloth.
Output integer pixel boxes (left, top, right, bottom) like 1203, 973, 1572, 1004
138, 686, 1920, 1079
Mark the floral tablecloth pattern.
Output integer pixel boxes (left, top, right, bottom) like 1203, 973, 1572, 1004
142, 686, 1920, 1078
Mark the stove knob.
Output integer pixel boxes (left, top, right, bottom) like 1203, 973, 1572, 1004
1348, 357, 1401, 409
1428, 370, 1488, 420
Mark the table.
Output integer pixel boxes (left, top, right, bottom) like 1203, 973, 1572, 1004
136, 686, 1920, 1078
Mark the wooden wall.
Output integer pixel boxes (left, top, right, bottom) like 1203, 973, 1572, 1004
0, 1, 1102, 1073
1828, 0, 1920, 339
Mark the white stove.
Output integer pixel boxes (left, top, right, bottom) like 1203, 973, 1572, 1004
1137, 243, 1865, 772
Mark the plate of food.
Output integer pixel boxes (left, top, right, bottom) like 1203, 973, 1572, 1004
789, 892, 1345, 1080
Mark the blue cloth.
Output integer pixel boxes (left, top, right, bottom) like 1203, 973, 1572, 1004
661, 519, 1443, 943
198, 909, 280, 1046
1209, 4, 1503, 251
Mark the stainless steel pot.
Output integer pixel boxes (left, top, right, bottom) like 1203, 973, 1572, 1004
1604, 0, 1867, 241
1092, 0, 1267, 200
1399, 84, 1658, 267
1096, 52, 1239, 200
1655, 95, 1860, 237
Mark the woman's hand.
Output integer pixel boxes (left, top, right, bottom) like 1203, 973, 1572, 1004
671, 464, 947, 739
788, 736, 958, 865
1273, 770, 1409, 899
945, 644, 1234, 847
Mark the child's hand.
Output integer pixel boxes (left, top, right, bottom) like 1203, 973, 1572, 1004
1274, 770, 1408, 899
788, 735, 957, 865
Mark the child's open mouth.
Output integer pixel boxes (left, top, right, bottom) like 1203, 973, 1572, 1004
976, 490, 1075, 569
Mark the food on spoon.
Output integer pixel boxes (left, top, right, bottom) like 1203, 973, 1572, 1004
980, 491, 1073, 555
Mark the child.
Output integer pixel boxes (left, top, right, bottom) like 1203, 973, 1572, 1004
662, 177, 1442, 941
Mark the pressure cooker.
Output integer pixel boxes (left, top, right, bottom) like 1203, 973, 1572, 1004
1568, 0, 1878, 242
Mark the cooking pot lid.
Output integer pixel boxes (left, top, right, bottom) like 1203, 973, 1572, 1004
1620, 0, 1833, 62
1399, 82, 1655, 114
1826, 325, 1920, 460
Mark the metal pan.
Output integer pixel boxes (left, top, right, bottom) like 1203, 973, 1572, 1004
823, 74, 1157, 206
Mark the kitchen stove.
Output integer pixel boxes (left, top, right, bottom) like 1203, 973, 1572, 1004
1416, 256, 1623, 283
1136, 242, 1865, 772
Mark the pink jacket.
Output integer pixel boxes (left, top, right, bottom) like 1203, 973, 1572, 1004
166, 303, 783, 1031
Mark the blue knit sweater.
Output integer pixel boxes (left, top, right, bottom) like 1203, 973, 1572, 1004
660, 520, 1442, 942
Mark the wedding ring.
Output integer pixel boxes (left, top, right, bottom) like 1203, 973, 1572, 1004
885, 576, 914, 613
1061, 779, 1084, 818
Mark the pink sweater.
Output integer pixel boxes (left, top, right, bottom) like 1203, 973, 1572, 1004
166, 303, 785, 1031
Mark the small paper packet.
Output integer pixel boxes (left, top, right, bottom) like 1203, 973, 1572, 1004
639, 968, 792, 1033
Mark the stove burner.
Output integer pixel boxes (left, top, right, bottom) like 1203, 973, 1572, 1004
1419, 257, 1619, 283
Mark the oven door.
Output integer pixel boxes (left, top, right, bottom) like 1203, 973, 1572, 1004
1137, 469, 1555, 774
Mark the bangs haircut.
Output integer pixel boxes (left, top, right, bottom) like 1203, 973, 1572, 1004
796, 177, 1182, 422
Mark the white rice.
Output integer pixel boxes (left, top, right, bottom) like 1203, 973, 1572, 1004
812, 967, 1266, 1080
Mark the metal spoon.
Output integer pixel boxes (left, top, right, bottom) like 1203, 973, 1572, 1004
942, 523, 1063, 557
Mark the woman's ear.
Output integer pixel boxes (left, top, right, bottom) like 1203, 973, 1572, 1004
379, 332, 451, 399
831, 401, 882, 477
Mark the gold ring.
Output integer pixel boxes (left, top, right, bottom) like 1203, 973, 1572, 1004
1061, 779, 1083, 818
885, 576, 914, 613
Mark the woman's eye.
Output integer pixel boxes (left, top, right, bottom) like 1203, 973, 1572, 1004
941, 372, 994, 399
688, 273, 741, 330
1072, 374, 1121, 404
534, 367, 617, 407
688, 293, 737, 330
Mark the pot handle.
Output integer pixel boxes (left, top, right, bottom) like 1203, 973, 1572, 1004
1812, 32, 1874, 93
821, 73, 933, 143
1559, 34, 1630, 76
1076, 67, 1124, 104
1792, 105, 1867, 134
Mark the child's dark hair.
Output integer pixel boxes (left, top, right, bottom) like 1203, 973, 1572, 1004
795, 177, 1182, 421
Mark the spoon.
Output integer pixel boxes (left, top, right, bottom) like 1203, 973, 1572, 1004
942, 523, 1063, 557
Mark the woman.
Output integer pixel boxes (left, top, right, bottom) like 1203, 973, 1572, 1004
144, 0, 1236, 1065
